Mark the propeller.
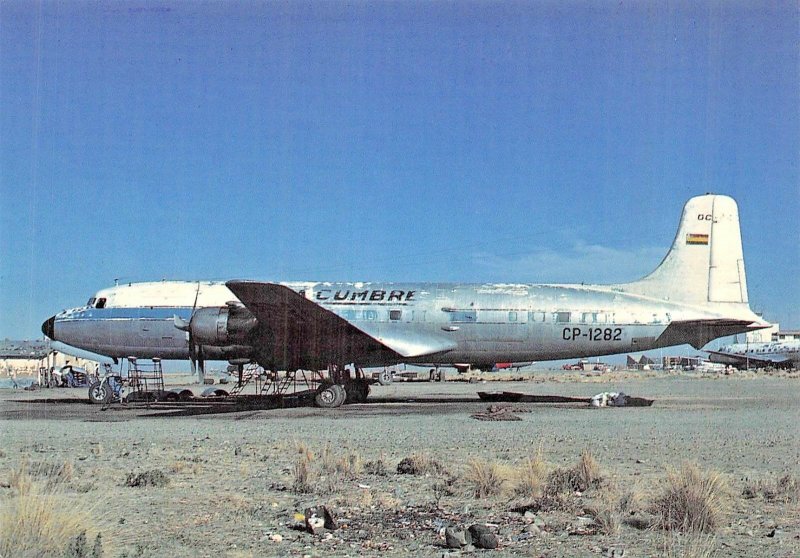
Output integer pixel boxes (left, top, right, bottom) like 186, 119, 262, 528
174, 283, 205, 383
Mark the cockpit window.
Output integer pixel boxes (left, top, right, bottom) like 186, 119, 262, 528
95, 298, 107, 309
87, 298, 96, 306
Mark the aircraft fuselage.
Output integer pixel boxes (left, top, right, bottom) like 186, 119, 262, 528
47, 279, 758, 368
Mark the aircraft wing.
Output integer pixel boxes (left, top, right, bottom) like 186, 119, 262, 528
226, 281, 456, 369
705, 349, 790, 367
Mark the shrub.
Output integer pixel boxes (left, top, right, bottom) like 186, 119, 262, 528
396, 453, 444, 476
364, 458, 388, 476
513, 453, 548, 498
125, 470, 169, 488
575, 449, 601, 490
0, 466, 104, 557
586, 486, 627, 535
544, 449, 603, 495
651, 463, 728, 533
463, 458, 509, 499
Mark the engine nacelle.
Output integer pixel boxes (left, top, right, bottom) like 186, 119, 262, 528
190, 306, 257, 346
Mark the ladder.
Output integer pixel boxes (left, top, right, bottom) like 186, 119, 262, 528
127, 357, 165, 399
228, 363, 262, 397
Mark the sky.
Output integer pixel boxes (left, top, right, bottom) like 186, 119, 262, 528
1, 1, 798, 343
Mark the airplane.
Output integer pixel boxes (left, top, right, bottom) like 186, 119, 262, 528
706, 340, 800, 369
42, 194, 768, 407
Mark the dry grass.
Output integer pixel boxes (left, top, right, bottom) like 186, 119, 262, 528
660, 533, 718, 558
545, 450, 602, 495
292, 452, 316, 494
585, 486, 628, 535
575, 449, 601, 491
364, 457, 388, 476
0, 463, 105, 558
319, 443, 336, 474
463, 458, 510, 498
396, 453, 444, 476
217, 493, 252, 513
515, 449, 604, 514
294, 440, 314, 462
17, 459, 75, 485
651, 463, 728, 533
335, 452, 363, 479
512, 451, 548, 498
334, 487, 374, 508
168, 459, 200, 475
743, 472, 799, 503
618, 485, 644, 515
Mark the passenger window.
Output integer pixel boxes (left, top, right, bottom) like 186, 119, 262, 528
508, 311, 517, 322
95, 298, 106, 309
364, 310, 377, 321
449, 310, 477, 323
389, 310, 402, 321
556, 312, 571, 323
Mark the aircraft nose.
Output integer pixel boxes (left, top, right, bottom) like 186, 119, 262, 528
42, 316, 55, 339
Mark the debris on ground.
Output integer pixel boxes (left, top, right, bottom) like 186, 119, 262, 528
469, 524, 500, 549
444, 523, 500, 549
471, 405, 526, 421
590, 392, 654, 407
304, 505, 338, 534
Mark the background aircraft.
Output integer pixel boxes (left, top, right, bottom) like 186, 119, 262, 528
707, 340, 800, 369
42, 194, 767, 406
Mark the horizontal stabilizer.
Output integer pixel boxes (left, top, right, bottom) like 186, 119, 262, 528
655, 319, 761, 350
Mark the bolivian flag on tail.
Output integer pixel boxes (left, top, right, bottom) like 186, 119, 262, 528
686, 233, 709, 245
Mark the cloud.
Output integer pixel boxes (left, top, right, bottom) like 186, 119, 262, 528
471, 241, 665, 284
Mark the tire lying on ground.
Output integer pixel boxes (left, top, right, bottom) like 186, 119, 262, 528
200, 388, 229, 397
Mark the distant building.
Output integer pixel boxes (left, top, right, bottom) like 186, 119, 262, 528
774, 330, 800, 342
747, 322, 779, 343
0, 339, 99, 381
662, 355, 703, 369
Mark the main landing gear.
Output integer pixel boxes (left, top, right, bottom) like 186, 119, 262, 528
313, 365, 372, 408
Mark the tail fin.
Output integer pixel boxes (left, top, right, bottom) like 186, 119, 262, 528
621, 194, 749, 305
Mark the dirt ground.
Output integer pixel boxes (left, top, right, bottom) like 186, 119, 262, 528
1, 370, 798, 557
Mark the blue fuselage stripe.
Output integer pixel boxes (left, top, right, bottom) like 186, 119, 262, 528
60, 307, 195, 321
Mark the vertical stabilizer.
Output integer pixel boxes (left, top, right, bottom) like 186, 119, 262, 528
621, 194, 748, 305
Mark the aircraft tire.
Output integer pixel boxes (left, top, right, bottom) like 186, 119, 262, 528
438, 369, 447, 382
377, 370, 392, 386
332, 384, 347, 407
315, 384, 344, 408
345, 381, 370, 404
88, 381, 111, 404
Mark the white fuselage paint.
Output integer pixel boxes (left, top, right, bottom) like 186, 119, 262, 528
50, 279, 762, 368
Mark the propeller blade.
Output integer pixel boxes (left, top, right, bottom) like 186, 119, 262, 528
174, 315, 190, 331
